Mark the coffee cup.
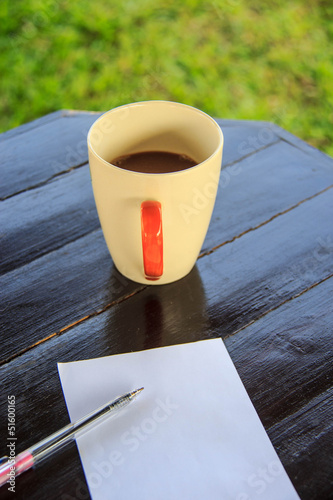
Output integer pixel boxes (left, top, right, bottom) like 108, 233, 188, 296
87, 101, 223, 285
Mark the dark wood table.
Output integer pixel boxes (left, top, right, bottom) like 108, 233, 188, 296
1, 110, 332, 500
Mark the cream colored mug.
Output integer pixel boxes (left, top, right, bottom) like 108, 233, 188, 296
87, 101, 223, 285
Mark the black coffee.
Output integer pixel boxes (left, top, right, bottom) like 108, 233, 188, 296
110, 150, 197, 174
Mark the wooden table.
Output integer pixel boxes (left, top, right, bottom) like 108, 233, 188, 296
1, 110, 332, 500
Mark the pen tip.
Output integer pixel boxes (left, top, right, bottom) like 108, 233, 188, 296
130, 387, 144, 398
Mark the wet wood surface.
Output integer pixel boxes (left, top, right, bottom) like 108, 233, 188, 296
0, 110, 332, 499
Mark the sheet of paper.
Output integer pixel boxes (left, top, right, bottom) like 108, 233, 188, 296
58, 339, 300, 500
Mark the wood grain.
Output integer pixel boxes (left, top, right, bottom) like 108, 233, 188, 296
0, 274, 332, 499
0, 112, 102, 200
225, 275, 333, 430
1, 185, 331, 362
203, 139, 333, 253
1, 112, 332, 500
0, 167, 99, 274
269, 387, 333, 500
0, 112, 281, 199
2, 137, 332, 276
0, 113, 285, 274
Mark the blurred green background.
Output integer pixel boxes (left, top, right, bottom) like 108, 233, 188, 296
1, 0, 332, 155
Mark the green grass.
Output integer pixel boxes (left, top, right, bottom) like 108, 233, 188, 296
1, 0, 332, 156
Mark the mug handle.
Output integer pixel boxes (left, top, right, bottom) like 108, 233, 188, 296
141, 201, 163, 280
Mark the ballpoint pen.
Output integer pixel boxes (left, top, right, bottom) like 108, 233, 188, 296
0, 387, 144, 487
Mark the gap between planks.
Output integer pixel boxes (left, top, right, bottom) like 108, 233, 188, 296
224, 273, 333, 341
0, 286, 147, 367
0, 160, 89, 202
199, 184, 333, 258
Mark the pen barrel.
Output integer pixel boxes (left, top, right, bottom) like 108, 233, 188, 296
31, 393, 133, 464
0, 390, 141, 488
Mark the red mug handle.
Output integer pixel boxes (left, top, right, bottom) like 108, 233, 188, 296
141, 201, 163, 280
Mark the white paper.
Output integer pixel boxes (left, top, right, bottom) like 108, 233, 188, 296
58, 339, 300, 500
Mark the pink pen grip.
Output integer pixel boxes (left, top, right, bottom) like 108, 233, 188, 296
0, 451, 34, 487
141, 201, 163, 280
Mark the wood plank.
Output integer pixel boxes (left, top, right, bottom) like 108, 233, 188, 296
215, 118, 280, 166
218, 118, 333, 168
0, 167, 99, 274
203, 140, 333, 252
224, 276, 333, 424
269, 121, 333, 166
0, 110, 65, 141
0, 113, 280, 200
269, 387, 333, 500
2, 136, 332, 276
200, 189, 333, 337
1, 188, 332, 363
0, 275, 332, 499
0, 229, 145, 361
0, 112, 102, 200
224, 278, 333, 500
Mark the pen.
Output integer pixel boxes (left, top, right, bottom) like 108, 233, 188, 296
0, 387, 144, 487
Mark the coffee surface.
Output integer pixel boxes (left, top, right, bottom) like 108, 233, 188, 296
110, 150, 197, 173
